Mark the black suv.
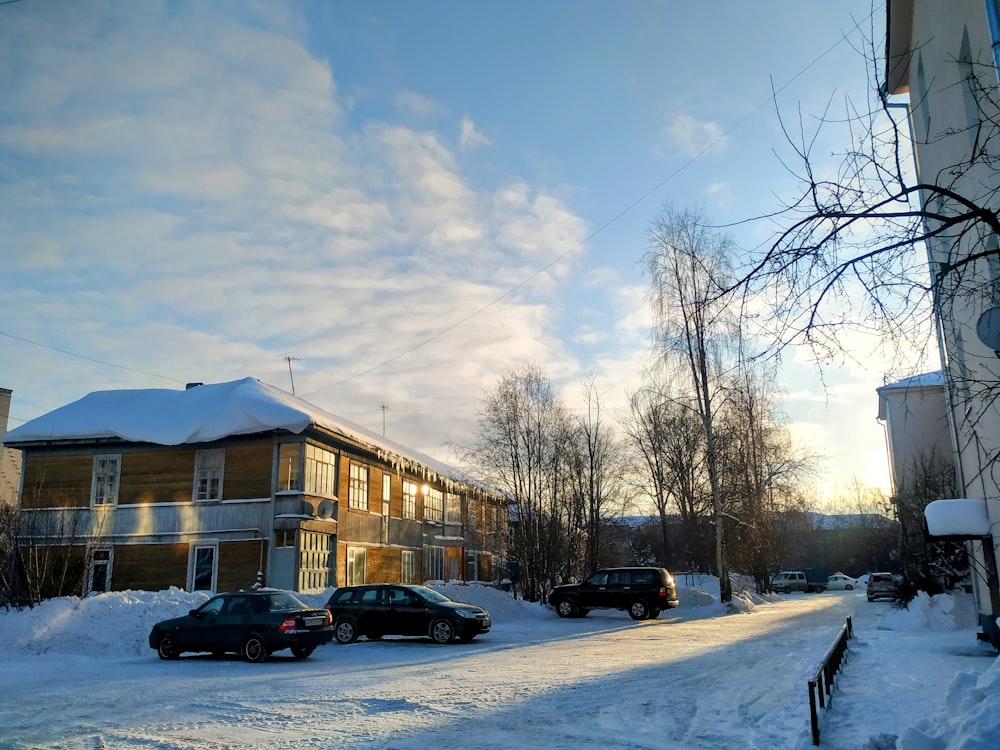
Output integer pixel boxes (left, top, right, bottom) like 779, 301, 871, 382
324, 584, 491, 644
548, 567, 680, 620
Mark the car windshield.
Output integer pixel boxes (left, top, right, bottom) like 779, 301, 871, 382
414, 587, 450, 604
263, 592, 307, 611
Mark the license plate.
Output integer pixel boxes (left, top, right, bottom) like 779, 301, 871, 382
303, 616, 325, 627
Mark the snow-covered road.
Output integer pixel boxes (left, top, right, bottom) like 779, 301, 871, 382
0, 590, 877, 749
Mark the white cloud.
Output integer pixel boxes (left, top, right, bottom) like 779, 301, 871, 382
661, 113, 728, 158
394, 90, 441, 117
459, 116, 491, 149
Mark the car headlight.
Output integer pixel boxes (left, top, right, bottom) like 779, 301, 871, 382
455, 609, 479, 619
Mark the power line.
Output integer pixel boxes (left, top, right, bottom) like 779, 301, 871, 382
0, 329, 184, 383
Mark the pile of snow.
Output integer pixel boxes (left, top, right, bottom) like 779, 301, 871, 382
898, 659, 1000, 750
879, 590, 979, 632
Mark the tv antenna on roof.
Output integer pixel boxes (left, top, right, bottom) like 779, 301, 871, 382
380, 402, 389, 436
285, 354, 300, 395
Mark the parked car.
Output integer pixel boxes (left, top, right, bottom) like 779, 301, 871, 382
148, 589, 334, 662
771, 569, 827, 593
547, 566, 680, 620
324, 584, 491, 644
826, 572, 858, 591
867, 572, 899, 602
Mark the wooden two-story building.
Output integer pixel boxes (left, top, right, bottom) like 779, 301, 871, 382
3, 378, 506, 597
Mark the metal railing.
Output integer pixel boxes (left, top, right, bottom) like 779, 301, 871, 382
808, 616, 853, 745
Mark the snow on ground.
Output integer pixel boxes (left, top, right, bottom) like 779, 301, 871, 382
0, 578, 997, 749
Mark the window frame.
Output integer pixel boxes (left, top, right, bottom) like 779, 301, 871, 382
424, 487, 443, 523
445, 492, 462, 525
348, 462, 369, 510
90, 454, 121, 507
189, 542, 218, 592
304, 443, 337, 496
401, 549, 416, 584
402, 481, 417, 519
86, 547, 113, 594
193, 449, 225, 502
346, 546, 367, 586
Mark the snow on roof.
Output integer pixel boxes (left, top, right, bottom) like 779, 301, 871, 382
877, 370, 944, 392
924, 498, 992, 537
2, 377, 487, 491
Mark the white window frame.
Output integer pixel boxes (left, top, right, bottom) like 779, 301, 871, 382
402, 481, 417, 519
424, 545, 445, 582
445, 492, 462, 525
304, 444, 337, 496
346, 546, 367, 586
348, 462, 369, 510
91, 454, 121, 507
86, 547, 113, 594
193, 449, 225, 502
401, 549, 416, 584
189, 542, 218, 592
424, 487, 443, 523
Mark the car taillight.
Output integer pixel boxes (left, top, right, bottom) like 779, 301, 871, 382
279, 616, 297, 632
658, 587, 667, 598
324, 610, 332, 625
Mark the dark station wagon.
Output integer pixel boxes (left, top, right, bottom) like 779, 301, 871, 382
325, 584, 491, 644
548, 566, 680, 620
149, 589, 334, 662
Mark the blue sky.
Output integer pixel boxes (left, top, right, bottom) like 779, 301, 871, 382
0, 0, 905, 503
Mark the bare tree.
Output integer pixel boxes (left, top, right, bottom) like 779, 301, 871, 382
566, 376, 630, 573
644, 205, 738, 602
622, 385, 712, 571
465, 363, 575, 602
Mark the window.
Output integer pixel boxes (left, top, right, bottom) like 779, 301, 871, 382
194, 449, 224, 502
88, 548, 112, 594
424, 545, 444, 581
401, 550, 416, 584
445, 492, 462, 524
299, 531, 334, 590
278, 443, 302, 491
381, 474, 391, 543
91, 454, 120, 506
402, 481, 417, 519
424, 487, 443, 523
190, 544, 217, 591
304, 444, 337, 496
274, 529, 295, 548
346, 546, 367, 586
348, 463, 369, 510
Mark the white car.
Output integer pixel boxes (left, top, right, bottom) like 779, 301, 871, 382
826, 572, 858, 591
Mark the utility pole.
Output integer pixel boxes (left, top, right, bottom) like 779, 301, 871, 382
285, 354, 300, 395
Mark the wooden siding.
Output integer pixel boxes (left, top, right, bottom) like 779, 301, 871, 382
21, 454, 92, 508
222, 442, 273, 500
367, 545, 402, 582
341, 508, 381, 545
217, 540, 268, 592
121, 450, 195, 504
113, 542, 189, 591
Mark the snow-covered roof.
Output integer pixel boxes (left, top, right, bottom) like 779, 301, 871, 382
877, 370, 944, 392
924, 498, 992, 537
2, 377, 489, 491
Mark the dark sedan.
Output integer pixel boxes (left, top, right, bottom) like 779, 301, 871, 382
324, 584, 491, 644
149, 589, 334, 662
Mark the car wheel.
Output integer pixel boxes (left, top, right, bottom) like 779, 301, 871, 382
291, 645, 314, 659
430, 618, 455, 644
157, 634, 180, 661
628, 600, 650, 620
554, 598, 577, 618
242, 635, 268, 663
845, 584, 853, 591
335, 618, 358, 644
240, 635, 267, 664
